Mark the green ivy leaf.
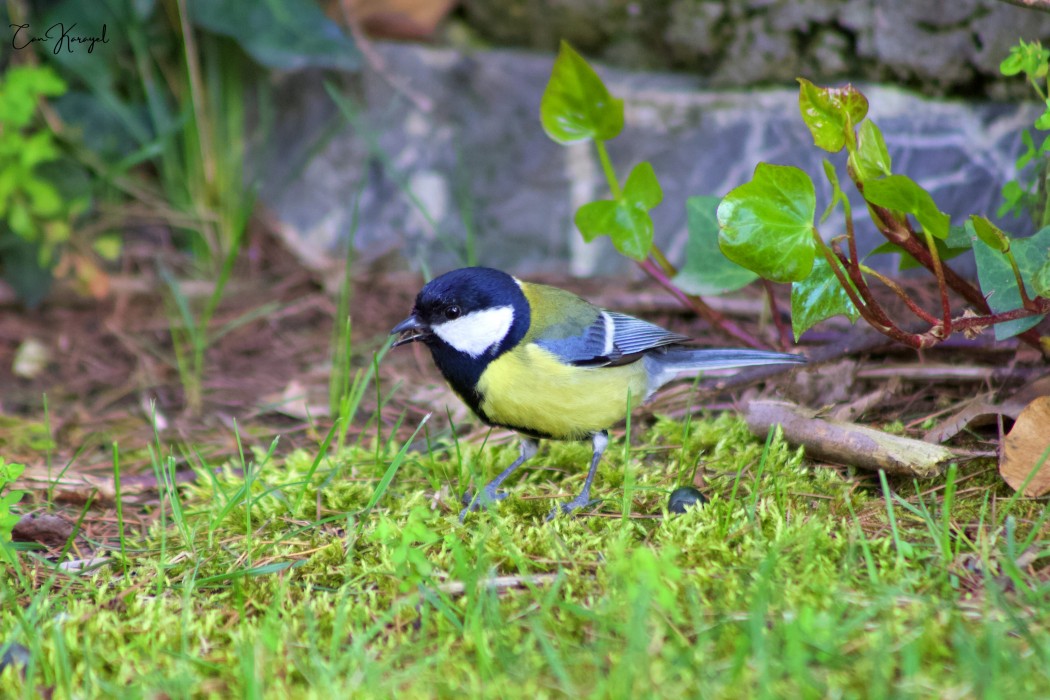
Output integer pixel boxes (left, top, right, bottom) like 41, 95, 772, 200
541, 41, 624, 145
1034, 258, 1050, 298
0, 66, 67, 127
864, 175, 950, 240
1000, 51, 1026, 77
623, 161, 662, 209
0, 458, 26, 544
1000, 40, 1050, 78
797, 79, 869, 153
1034, 103, 1050, 130
853, 120, 892, 180
0, 459, 25, 487
717, 163, 817, 283
673, 196, 758, 296
820, 159, 850, 224
969, 215, 1010, 253
973, 226, 1050, 340
998, 180, 1027, 218
19, 132, 61, 170
574, 162, 660, 261
791, 256, 860, 340
1017, 130, 1038, 171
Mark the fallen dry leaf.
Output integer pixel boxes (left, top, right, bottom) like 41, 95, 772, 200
925, 372, 1050, 444
11, 513, 75, 547
923, 394, 1018, 444
1000, 396, 1050, 496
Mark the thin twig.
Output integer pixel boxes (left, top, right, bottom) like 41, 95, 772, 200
868, 204, 1045, 351
817, 233, 928, 348
637, 257, 767, 348
860, 265, 939, 325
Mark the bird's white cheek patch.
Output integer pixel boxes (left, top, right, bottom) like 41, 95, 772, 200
432, 306, 515, 357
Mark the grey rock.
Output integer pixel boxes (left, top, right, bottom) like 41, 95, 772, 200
802, 29, 852, 78
665, 1, 725, 63
718, 15, 801, 85
870, 19, 977, 90
258, 42, 1041, 281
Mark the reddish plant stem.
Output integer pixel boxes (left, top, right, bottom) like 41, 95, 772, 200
950, 298, 1050, 333
859, 265, 940, 326
637, 257, 767, 349
869, 204, 985, 310
842, 203, 860, 274
650, 246, 677, 278
760, 279, 792, 350
834, 207, 941, 341
868, 203, 1045, 351
813, 231, 929, 348
922, 228, 953, 336
828, 240, 905, 333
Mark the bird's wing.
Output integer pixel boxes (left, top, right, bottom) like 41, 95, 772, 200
535, 310, 691, 367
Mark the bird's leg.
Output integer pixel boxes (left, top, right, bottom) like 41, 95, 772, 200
546, 431, 608, 521
459, 437, 538, 521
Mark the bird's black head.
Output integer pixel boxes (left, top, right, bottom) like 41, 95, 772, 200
390, 268, 531, 402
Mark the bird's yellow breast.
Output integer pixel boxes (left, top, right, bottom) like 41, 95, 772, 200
476, 343, 649, 440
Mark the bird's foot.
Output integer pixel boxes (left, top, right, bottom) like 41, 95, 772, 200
458, 487, 508, 522
545, 496, 602, 522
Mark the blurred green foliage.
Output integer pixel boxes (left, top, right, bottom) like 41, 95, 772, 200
0, 0, 358, 305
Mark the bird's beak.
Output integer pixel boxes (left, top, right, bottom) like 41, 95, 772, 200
390, 314, 431, 347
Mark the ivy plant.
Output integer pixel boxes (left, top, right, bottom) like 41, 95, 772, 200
0, 458, 26, 565
0, 65, 90, 305
540, 41, 764, 348
998, 40, 1050, 230
541, 41, 1050, 352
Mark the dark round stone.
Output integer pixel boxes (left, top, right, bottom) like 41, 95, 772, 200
668, 486, 708, 514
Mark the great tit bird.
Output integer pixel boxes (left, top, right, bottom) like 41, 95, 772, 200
391, 267, 805, 521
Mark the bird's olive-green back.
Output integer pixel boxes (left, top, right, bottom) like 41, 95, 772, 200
518, 281, 601, 344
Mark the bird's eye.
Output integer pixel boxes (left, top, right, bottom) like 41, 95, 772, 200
444, 305, 461, 320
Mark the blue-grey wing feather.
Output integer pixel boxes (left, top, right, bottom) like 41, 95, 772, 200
605, 312, 690, 357
535, 311, 690, 367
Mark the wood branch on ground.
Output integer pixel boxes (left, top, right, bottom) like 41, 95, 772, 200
745, 400, 958, 478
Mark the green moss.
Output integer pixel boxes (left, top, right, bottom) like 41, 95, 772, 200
2, 414, 1049, 698
0, 415, 53, 452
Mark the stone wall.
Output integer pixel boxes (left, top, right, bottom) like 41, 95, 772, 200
260, 42, 1041, 280
459, 0, 1050, 98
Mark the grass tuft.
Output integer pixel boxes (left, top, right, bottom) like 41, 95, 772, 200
2, 413, 1049, 697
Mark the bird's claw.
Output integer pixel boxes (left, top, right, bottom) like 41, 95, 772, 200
545, 497, 602, 522
458, 488, 508, 522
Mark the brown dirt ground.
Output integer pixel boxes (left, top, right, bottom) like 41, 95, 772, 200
2, 228, 1042, 467
2, 227, 1046, 558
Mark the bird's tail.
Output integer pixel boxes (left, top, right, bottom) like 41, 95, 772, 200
643, 348, 805, 395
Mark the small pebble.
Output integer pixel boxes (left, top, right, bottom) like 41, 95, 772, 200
668, 486, 708, 514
